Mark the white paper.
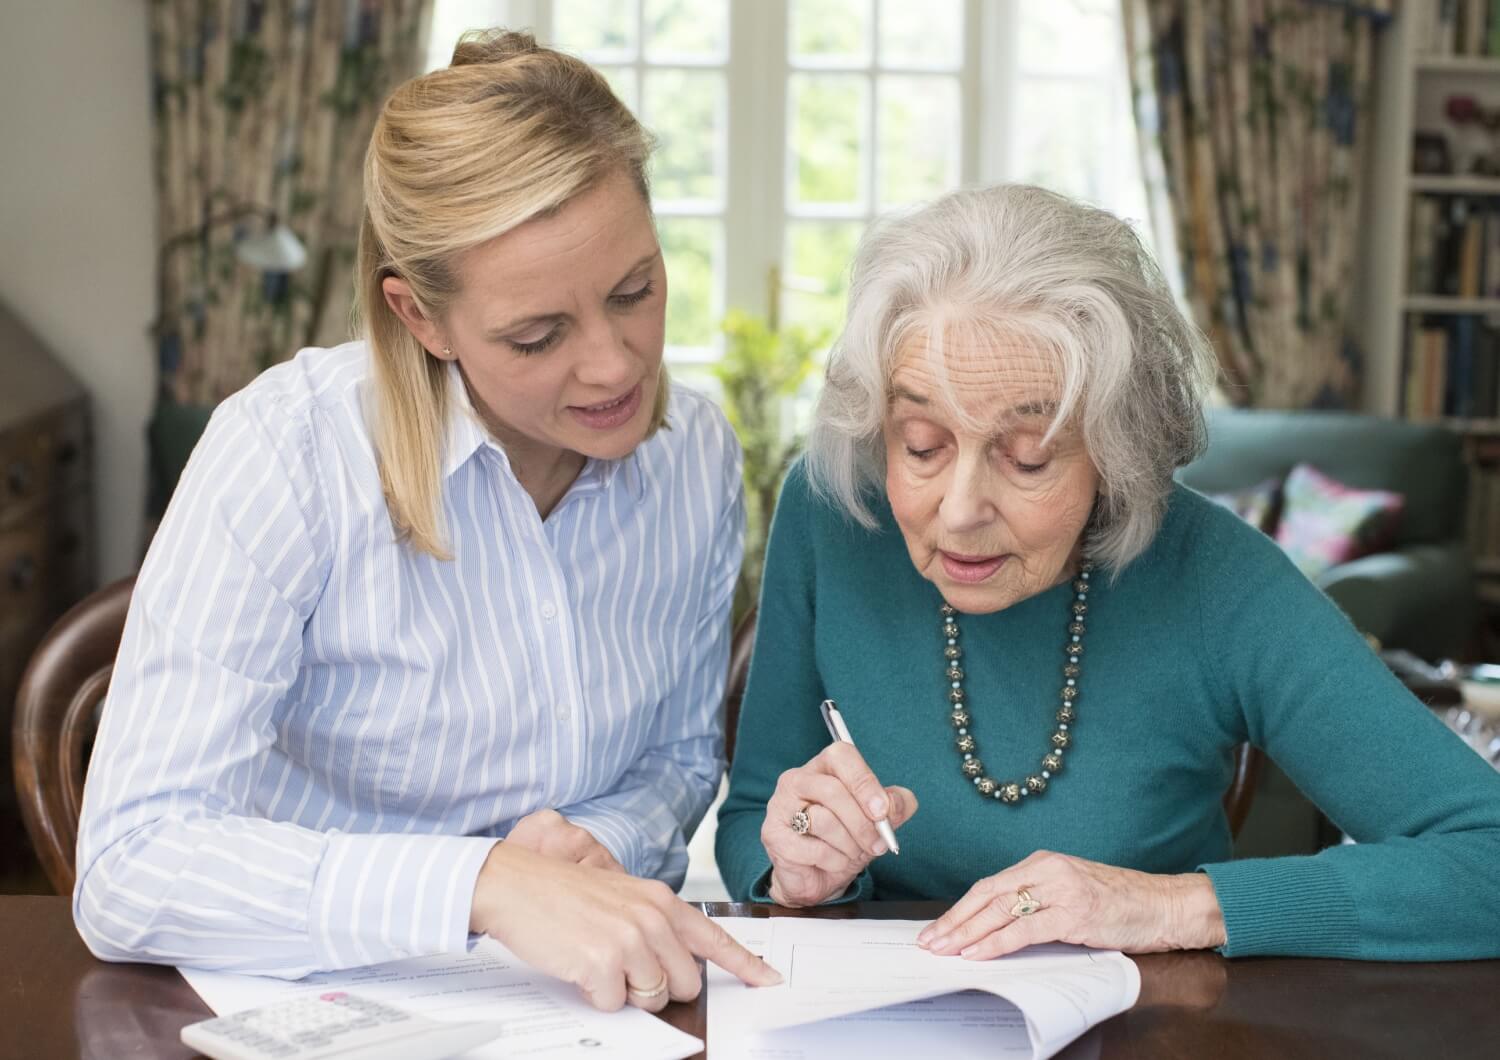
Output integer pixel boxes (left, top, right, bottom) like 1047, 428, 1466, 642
708, 917, 1136, 1060
178, 938, 703, 1060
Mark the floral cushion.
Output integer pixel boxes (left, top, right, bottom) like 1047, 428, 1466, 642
1274, 463, 1405, 579
1206, 477, 1283, 535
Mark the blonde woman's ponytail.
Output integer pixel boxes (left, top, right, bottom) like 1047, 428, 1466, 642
356, 213, 451, 557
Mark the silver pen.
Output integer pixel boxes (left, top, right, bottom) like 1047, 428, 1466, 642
819, 699, 901, 856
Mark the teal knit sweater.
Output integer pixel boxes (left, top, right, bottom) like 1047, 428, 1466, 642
716, 463, 1500, 960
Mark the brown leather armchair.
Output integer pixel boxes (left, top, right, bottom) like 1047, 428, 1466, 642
12, 576, 134, 894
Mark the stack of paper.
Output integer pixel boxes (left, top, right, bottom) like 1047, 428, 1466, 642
708, 917, 1139, 1060
179, 938, 702, 1059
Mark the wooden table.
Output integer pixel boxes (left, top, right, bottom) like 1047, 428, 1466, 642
5, 896, 1497, 1059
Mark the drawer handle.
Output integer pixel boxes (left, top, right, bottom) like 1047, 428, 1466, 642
5, 461, 29, 496
10, 555, 36, 592
56, 440, 80, 467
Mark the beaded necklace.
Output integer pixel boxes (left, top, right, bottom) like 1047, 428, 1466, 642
942, 561, 1092, 803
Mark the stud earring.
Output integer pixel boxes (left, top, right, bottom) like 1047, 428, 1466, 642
441, 346, 452, 356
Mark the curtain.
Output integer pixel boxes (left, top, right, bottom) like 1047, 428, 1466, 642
1123, 0, 1391, 408
150, 0, 431, 407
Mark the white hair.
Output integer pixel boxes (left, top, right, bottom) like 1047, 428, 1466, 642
806, 183, 1217, 574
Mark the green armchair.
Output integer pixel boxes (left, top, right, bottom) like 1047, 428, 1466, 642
1178, 408, 1477, 663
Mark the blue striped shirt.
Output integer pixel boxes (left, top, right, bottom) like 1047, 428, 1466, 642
73, 342, 743, 978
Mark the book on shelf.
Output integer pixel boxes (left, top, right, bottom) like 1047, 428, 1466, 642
1476, 464, 1488, 560
1407, 193, 1500, 297
1420, 0, 1500, 56
1403, 313, 1500, 419
1469, 438, 1500, 561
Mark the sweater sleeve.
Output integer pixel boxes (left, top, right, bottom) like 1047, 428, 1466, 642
715, 463, 873, 902
1192, 508, 1500, 960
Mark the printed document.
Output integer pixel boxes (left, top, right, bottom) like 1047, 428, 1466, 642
178, 938, 702, 1059
708, 917, 1137, 1060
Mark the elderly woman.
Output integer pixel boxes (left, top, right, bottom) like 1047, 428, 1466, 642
716, 184, 1500, 960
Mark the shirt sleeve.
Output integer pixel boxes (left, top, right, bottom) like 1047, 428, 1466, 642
1192, 510, 1500, 960
557, 411, 746, 887
72, 390, 495, 978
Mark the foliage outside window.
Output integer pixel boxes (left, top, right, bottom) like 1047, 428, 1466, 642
712, 311, 823, 615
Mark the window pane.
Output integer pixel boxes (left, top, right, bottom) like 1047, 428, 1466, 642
645, 0, 727, 61
644, 70, 724, 204
553, 0, 637, 60
790, 0, 871, 65
1011, 80, 1113, 203
596, 65, 639, 113
878, 76, 959, 207
782, 221, 863, 339
425, 0, 503, 71
1018, 0, 1119, 76
660, 217, 721, 349
878, 0, 962, 69
790, 75, 868, 207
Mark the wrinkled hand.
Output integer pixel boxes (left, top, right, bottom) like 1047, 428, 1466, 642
761, 742, 918, 907
504, 809, 624, 872
471, 844, 782, 1012
917, 850, 1227, 959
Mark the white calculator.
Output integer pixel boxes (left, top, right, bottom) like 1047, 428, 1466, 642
179, 991, 505, 1060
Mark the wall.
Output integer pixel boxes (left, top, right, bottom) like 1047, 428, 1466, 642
0, 0, 156, 583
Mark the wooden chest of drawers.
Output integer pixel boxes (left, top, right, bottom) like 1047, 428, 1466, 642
0, 302, 95, 885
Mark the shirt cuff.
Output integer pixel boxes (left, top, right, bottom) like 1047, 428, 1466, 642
309, 833, 498, 969
557, 804, 654, 879
1200, 856, 1359, 958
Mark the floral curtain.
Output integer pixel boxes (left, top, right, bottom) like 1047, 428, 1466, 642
1123, 0, 1391, 408
151, 0, 431, 406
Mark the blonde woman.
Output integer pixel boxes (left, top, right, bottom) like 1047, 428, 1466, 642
73, 31, 778, 1011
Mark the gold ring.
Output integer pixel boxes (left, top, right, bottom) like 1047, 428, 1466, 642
1009, 888, 1041, 917
627, 974, 669, 1000
790, 808, 811, 835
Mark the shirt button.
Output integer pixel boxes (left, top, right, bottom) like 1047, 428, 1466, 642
556, 705, 571, 721
541, 601, 557, 620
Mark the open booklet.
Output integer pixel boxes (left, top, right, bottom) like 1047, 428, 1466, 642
178, 937, 702, 1060
708, 917, 1139, 1060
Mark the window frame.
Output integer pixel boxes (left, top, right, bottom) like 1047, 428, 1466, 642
425, 1, 1113, 360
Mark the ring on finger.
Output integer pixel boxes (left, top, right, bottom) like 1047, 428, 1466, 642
1009, 887, 1042, 917
626, 973, 669, 1000
790, 807, 812, 835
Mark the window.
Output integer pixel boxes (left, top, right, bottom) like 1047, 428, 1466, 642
550, 2, 730, 368
1006, 0, 1155, 254
779, 0, 972, 340
425, 0, 1155, 369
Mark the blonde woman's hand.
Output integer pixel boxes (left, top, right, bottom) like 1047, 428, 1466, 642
761, 742, 918, 907
504, 809, 624, 872
470, 844, 782, 1012
916, 850, 1227, 959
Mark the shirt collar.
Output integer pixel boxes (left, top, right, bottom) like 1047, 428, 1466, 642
441, 362, 489, 479
441, 362, 647, 501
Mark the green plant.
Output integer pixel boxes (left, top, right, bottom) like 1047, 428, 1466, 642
712, 310, 826, 618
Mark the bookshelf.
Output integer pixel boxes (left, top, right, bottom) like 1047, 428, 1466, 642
1414, 54, 1500, 74
1357, 0, 1500, 603
1402, 295, 1500, 312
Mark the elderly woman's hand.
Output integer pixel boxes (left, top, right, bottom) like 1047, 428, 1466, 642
762, 743, 918, 907
917, 850, 1226, 957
